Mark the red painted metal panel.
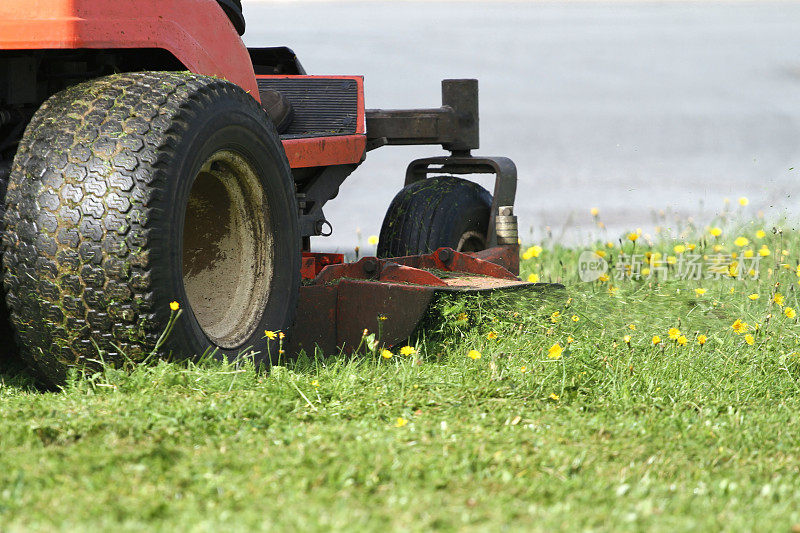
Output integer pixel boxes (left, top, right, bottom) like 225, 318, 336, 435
335, 281, 435, 352
301, 252, 345, 280
282, 135, 366, 169
0, 0, 259, 99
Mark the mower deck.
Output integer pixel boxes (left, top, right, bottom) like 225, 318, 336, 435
288, 246, 537, 355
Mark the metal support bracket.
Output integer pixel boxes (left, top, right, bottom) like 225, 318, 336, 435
365, 79, 479, 152
296, 163, 359, 237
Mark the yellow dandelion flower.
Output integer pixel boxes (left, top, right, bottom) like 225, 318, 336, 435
595, 250, 607, 258
667, 256, 677, 265
367, 235, 379, 246
697, 334, 708, 345
623, 335, 632, 344
734, 236, 749, 247
598, 273, 610, 282
311, 380, 319, 387
687, 243, 696, 251
606, 241, 614, 249
756, 229, 766, 239
399, 345, 417, 356
549, 393, 560, 401
773, 293, 784, 306
628, 324, 636, 330
668, 328, 681, 340
785, 307, 797, 319
520, 366, 528, 373
641, 267, 651, 276
264, 330, 277, 340
548, 343, 563, 360
608, 285, 619, 295
590, 207, 599, 216
677, 335, 688, 346
395, 417, 408, 427
527, 273, 539, 283
651, 335, 661, 345
627, 233, 639, 242
738, 196, 749, 206
674, 244, 686, 254
713, 244, 724, 253
710, 227, 722, 237
467, 349, 482, 360
748, 293, 759, 301
694, 288, 707, 296
728, 262, 739, 277
731, 319, 748, 334
456, 312, 468, 322
378, 314, 388, 321
550, 311, 561, 323
571, 315, 579, 322
528, 245, 543, 258
381, 349, 393, 359
169, 301, 180, 312
567, 336, 574, 344
759, 246, 770, 257
744, 249, 754, 258
486, 331, 498, 340
744, 334, 755, 346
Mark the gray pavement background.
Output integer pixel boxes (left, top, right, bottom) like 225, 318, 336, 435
243, 1, 800, 250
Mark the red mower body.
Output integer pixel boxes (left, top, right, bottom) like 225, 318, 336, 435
0, 0, 258, 98
0, 0, 368, 169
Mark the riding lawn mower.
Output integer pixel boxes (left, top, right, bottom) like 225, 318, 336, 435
0, 0, 532, 384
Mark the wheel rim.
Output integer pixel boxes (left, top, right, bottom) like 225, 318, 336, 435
456, 230, 486, 253
182, 150, 273, 349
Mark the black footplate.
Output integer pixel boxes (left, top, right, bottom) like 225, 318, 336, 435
257, 78, 358, 139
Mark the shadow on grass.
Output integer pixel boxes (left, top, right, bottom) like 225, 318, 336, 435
0, 350, 45, 391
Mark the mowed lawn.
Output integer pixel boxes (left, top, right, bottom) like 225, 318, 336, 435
2, 211, 800, 531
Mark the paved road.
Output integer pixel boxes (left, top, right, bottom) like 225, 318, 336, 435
243, 1, 800, 250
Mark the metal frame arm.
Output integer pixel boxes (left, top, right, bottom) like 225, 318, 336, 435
365, 79, 479, 154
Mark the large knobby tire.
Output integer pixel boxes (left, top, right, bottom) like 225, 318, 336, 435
2, 72, 300, 384
377, 175, 492, 258
0, 170, 23, 373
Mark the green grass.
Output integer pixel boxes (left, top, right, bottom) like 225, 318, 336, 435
3, 214, 800, 531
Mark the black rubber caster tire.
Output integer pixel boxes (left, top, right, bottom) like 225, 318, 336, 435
377, 175, 492, 258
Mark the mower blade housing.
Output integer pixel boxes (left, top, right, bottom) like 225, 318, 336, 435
288, 246, 545, 355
